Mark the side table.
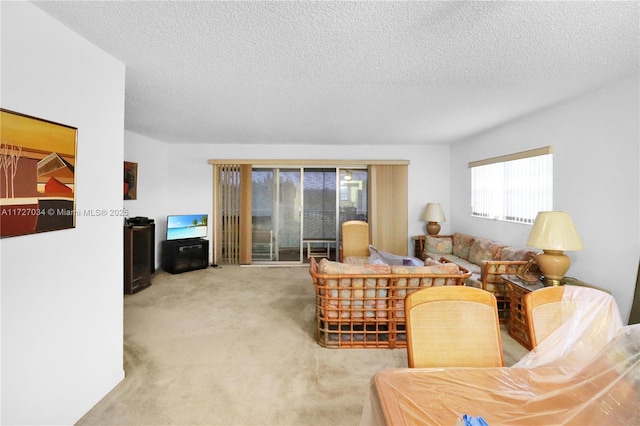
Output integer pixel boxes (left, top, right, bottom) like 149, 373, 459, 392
502, 275, 543, 350
304, 239, 336, 260
503, 274, 610, 350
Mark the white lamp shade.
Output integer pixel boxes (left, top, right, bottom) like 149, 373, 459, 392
421, 203, 446, 222
527, 211, 583, 251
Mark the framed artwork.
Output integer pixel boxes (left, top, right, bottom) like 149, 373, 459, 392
124, 161, 137, 200
0, 108, 77, 238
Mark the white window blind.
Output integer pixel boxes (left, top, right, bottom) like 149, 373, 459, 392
470, 147, 553, 224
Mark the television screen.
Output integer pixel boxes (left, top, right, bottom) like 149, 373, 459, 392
166, 214, 208, 241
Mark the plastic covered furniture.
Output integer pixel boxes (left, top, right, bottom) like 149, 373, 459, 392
362, 325, 639, 425
361, 285, 631, 425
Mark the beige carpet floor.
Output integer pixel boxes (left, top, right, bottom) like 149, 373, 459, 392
76, 265, 529, 426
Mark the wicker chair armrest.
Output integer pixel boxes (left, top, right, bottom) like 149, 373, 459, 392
482, 260, 529, 275
479, 260, 529, 288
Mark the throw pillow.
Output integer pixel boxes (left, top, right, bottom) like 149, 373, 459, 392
452, 233, 475, 259
424, 257, 442, 266
425, 235, 453, 254
320, 259, 391, 275
468, 238, 506, 265
390, 263, 461, 275
500, 246, 537, 261
342, 256, 370, 264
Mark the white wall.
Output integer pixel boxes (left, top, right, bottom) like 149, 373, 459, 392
124, 136, 451, 265
450, 77, 640, 322
1, 3, 126, 424
123, 131, 171, 267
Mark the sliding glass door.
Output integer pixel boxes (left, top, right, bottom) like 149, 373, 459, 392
251, 168, 302, 262
277, 169, 302, 261
338, 168, 368, 224
251, 169, 275, 261
250, 166, 367, 264
211, 160, 404, 266
303, 168, 338, 261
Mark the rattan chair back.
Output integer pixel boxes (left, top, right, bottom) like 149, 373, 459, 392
524, 286, 567, 348
405, 286, 504, 368
524, 286, 604, 348
341, 220, 369, 259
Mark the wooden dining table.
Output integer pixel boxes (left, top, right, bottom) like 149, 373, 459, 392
361, 325, 640, 425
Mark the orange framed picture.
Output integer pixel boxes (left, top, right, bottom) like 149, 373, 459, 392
0, 108, 77, 238
124, 161, 137, 200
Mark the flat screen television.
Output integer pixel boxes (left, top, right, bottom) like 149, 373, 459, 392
166, 214, 208, 241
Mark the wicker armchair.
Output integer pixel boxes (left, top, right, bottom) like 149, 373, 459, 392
339, 220, 369, 261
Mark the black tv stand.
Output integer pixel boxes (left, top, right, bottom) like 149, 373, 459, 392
162, 238, 209, 274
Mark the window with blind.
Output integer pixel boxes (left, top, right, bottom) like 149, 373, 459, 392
470, 147, 553, 224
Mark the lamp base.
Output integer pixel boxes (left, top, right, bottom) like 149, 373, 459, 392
536, 250, 570, 286
426, 222, 440, 235
543, 277, 564, 287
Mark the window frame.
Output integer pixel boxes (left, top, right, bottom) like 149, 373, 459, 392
469, 147, 553, 225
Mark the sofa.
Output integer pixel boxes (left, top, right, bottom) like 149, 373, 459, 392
421, 233, 536, 322
308, 257, 471, 348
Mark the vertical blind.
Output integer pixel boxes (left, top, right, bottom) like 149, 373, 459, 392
470, 148, 553, 224
303, 168, 337, 240
218, 164, 241, 264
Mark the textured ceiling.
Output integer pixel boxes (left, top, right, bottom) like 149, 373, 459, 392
32, 1, 638, 145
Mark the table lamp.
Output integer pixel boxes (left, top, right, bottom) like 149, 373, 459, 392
421, 203, 446, 235
526, 211, 583, 286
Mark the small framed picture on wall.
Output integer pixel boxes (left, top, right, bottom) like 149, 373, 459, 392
124, 161, 138, 200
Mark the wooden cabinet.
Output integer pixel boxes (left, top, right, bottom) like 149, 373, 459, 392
124, 224, 155, 294
411, 235, 426, 258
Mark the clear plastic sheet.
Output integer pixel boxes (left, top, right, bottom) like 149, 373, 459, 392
361, 286, 637, 425
513, 285, 624, 372
368, 245, 424, 266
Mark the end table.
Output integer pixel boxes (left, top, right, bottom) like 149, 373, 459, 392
502, 274, 543, 350
503, 274, 609, 350
411, 235, 426, 258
